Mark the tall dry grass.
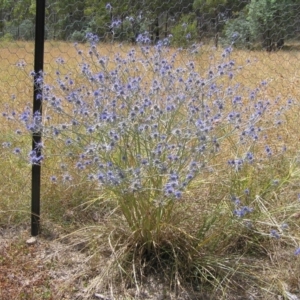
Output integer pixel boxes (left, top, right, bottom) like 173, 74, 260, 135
1, 41, 300, 299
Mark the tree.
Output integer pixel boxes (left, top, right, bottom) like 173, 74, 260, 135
0, 0, 35, 39
145, 0, 194, 43
247, 0, 293, 51
0, 0, 14, 35
223, 0, 299, 50
43, 0, 88, 40
223, 10, 252, 49
193, 0, 224, 45
193, 0, 249, 46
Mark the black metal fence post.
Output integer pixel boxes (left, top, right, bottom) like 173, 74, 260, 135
31, 0, 46, 236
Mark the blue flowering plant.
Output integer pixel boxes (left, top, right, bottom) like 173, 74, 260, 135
4, 32, 300, 293
6, 33, 290, 240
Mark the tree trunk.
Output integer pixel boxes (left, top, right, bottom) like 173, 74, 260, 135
154, 16, 159, 43
165, 12, 168, 38
214, 9, 219, 48
277, 38, 284, 49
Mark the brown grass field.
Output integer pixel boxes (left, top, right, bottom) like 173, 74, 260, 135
1, 41, 300, 299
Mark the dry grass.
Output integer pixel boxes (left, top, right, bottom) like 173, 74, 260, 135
1, 41, 300, 299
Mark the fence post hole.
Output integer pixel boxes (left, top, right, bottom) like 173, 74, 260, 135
31, 0, 46, 236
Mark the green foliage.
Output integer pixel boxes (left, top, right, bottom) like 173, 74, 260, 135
193, 0, 227, 13
170, 14, 198, 47
0, 32, 13, 42
222, 0, 297, 50
223, 12, 252, 49
4, 22, 19, 39
1, 0, 299, 48
247, 0, 292, 50
19, 19, 34, 40
12, 0, 35, 20
70, 30, 86, 43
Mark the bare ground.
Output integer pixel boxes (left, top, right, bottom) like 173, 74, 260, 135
1, 224, 300, 300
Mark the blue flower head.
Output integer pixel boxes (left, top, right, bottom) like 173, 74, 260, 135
294, 248, 300, 256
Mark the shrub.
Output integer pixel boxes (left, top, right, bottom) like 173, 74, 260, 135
19, 19, 34, 40
0, 33, 14, 42
170, 14, 198, 47
70, 30, 86, 43
223, 13, 252, 49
